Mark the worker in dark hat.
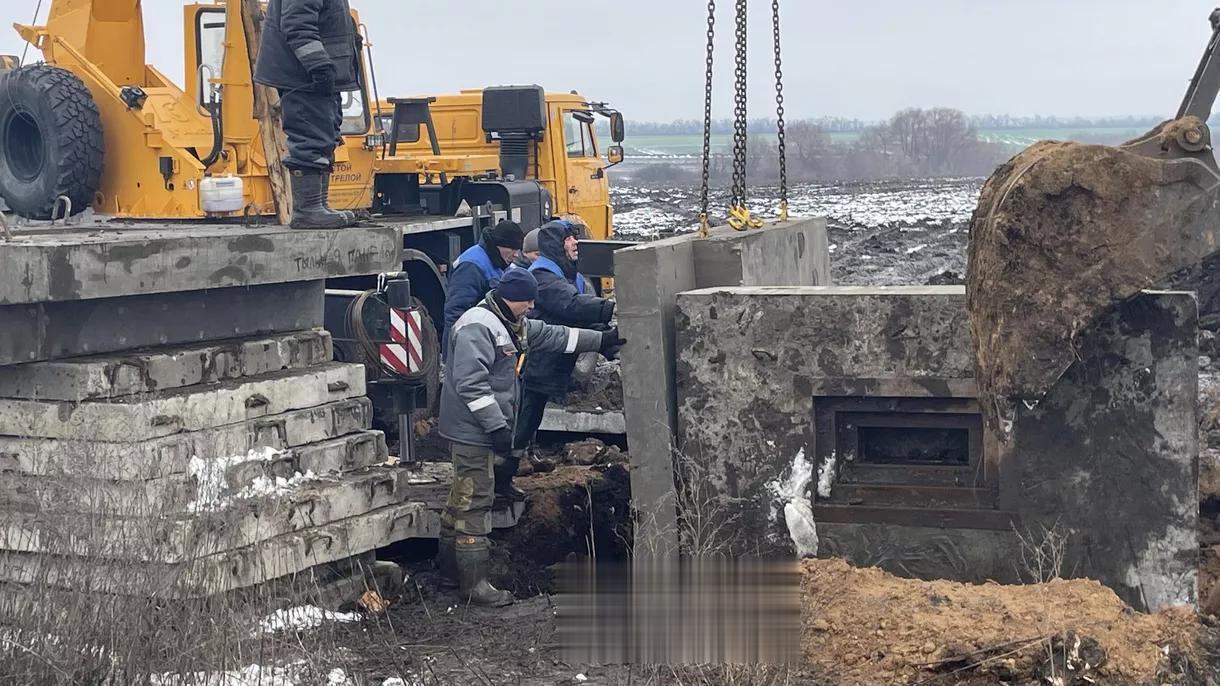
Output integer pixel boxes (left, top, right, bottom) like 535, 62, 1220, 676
254, 0, 361, 230
441, 220, 526, 360
437, 269, 625, 607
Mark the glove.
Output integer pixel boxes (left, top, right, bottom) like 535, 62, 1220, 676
489, 427, 513, 455
598, 299, 616, 324
309, 62, 337, 94
599, 327, 626, 360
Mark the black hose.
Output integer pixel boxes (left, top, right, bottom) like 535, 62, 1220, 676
346, 289, 439, 385
200, 94, 223, 167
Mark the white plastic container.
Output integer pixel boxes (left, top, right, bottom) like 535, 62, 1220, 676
199, 175, 245, 214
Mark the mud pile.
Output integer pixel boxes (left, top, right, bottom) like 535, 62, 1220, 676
803, 558, 1214, 685
967, 140, 1220, 434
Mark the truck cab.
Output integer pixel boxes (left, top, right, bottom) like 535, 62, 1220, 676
376, 89, 624, 239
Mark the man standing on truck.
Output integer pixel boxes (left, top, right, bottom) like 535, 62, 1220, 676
507, 219, 618, 498
442, 220, 525, 359
253, 0, 360, 230
437, 270, 624, 607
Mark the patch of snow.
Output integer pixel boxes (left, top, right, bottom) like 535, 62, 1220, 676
765, 448, 819, 557
187, 446, 283, 512
257, 606, 361, 635
575, 675, 589, 683
816, 455, 837, 499
326, 669, 352, 686
152, 663, 301, 686
905, 243, 927, 255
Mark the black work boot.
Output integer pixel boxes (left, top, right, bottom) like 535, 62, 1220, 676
494, 451, 527, 502
289, 169, 348, 230
320, 172, 357, 226
436, 529, 459, 589
455, 536, 513, 607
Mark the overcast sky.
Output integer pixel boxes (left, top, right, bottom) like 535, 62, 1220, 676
0, 1, 1215, 122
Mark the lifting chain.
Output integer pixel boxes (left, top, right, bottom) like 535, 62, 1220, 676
698, 0, 785, 235
772, 0, 788, 222
728, 0, 754, 229
698, 0, 717, 238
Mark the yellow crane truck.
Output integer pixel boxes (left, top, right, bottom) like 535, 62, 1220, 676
0, 0, 627, 441
374, 92, 624, 240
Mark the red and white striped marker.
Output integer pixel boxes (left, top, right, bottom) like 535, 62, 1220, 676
379, 306, 424, 374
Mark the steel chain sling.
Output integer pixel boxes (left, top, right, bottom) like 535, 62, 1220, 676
698, 0, 717, 238
728, 0, 762, 230
772, 0, 789, 222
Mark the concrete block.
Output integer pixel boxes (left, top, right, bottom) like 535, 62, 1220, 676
615, 219, 831, 557
0, 330, 333, 401
671, 285, 974, 556
0, 225, 400, 305
1002, 292, 1199, 611
0, 398, 373, 480
1, 463, 451, 563
0, 430, 391, 515
0, 280, 325, 366
539, 407, 626, 434
0, 500, 438, 596
0, 362, 365, 442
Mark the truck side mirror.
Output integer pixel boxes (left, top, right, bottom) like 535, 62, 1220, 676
607, 145, 624, 166
609, 112, 625, 142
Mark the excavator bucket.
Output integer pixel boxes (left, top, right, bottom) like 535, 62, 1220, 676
968, 10, 1220, 437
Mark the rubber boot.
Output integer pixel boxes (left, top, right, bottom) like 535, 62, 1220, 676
320, 171, 357, 226
494, 450, 527, 502
436, 529, 459, 589
289, 169, 348, 230
455, 536, 513, 607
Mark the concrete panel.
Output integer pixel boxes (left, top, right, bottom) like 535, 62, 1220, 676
539, 407, 626, 434
0, 430, 391, 515
671, 286, 972, 554
0, 362, 365, 442
614, 220, 832, 557
1003, 292, 1199, 611
0, 225, 400, 305
1, 463, 451, 562
0, 398, 373, 480
0, 500, 438, 596
0, 330, 333, 401
0, 281, 325, 366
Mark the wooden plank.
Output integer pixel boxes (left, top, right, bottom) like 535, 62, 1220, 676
241, 0, 292, 226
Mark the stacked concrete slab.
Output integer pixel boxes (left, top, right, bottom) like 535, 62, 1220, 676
0, 225, 447, 598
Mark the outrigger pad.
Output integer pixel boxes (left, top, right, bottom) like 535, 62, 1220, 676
967, 138, 1220, 437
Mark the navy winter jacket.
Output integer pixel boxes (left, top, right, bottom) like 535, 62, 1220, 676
442, 237, 509, 360
254, 0, 362, 93
521, 221, 614, 396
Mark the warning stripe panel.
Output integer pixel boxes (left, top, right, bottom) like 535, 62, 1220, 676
380, 343, 414, 375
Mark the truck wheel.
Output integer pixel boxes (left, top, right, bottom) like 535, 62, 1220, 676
0, 65, 104, 219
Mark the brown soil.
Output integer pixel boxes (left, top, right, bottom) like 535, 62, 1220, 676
967, 138, 1220, 434
802, 558, 1211, 685
564, 360, 625, 412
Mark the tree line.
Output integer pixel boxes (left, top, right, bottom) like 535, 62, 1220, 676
627, 113, 1163, 136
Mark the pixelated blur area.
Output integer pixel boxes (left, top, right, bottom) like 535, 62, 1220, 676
555, 559, 801, 665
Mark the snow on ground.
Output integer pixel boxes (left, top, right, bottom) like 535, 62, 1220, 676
256, 606, 362, 635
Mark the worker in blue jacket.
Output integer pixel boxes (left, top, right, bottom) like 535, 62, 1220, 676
441, 220, 525, 360
504, 219, 617, 499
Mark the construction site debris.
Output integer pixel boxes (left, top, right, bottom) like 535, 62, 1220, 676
967, 140, 1220, 434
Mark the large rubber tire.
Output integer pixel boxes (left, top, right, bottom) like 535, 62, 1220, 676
0, 65, 103, 219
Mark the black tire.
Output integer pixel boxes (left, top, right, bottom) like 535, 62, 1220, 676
0, 65, 103, 219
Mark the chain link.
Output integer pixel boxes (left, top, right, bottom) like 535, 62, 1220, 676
772, 0, 788, 221
730, 0, 749, 212
698, 0, 716, 238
